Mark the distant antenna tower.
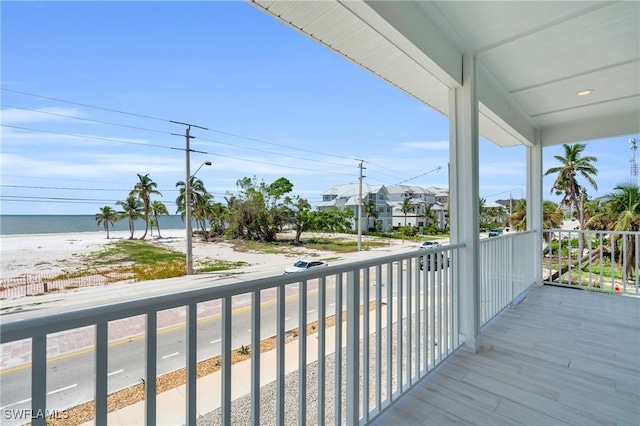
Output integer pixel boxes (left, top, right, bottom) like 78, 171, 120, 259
630, 138, 638, 185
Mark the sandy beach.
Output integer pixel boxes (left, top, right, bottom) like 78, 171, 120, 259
0, 229, 413, 280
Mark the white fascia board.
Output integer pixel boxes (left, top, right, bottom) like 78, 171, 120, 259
477, 70, 537, 147
541, 112, 640, 146
349, 0, 461, 88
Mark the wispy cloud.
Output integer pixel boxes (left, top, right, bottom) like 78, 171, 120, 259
401, 141, 449, 151
1, 107, 84, 124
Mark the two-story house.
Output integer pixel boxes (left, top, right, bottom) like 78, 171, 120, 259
317, 183, 392, 231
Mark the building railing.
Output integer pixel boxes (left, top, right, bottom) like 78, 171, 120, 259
479, 231, 537, 326
543, 229, 640, 296
0, 244, 463, 425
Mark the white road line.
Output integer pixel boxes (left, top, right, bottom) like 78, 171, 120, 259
248, 329, 251, 333
285, 317, 290, 321
307, 309, 316, 314
48, 384, 77, 395
0, 397, 31, 410
108, 369, 124, 377
211, 339, 221, 344
329, 303, 335, 306
162, 352, 179, 359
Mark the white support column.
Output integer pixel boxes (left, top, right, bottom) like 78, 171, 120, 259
527, 138, 544, 285
449, 54, 482, 353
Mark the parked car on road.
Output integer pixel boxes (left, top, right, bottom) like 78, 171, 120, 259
488, 228, 503, 237
419, 241, 442, 250
283, 259, 329, 274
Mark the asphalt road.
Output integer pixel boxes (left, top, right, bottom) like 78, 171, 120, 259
0, 246, 441, 424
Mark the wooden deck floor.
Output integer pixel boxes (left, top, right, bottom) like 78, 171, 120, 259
370, 284, 640, 426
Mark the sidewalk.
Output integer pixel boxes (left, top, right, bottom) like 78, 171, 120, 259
81, 318, 337, 424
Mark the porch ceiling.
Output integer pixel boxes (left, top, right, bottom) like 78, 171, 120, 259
250, 1, 639, 148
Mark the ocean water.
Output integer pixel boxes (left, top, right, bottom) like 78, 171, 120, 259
0, 215, 189, 236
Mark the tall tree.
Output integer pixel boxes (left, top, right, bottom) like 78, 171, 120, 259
400, 197, 414, 227
130, 174, 161, 240
284, 196, 312, 245
150, 200, 169, 239
95, 206, 119, 239
510, 199, 563, 234
363, 199, 379, 231
117, 196, 144, 239
544, 143, 598, 230
587, 183, 640, 276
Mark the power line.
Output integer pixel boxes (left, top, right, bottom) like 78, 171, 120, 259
1, 125, 176, 150
1, 103, 172, 135
1, 88, 170, 122
2, 88, 357, 163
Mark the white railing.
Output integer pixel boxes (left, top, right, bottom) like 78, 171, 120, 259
543, 229, 640, 296
0, 244, 462, 425
479, 231, 537, 326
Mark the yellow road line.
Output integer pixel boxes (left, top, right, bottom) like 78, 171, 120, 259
1, 284, 330, 375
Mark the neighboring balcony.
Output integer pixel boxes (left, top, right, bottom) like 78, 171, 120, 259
0, 231, 638, 425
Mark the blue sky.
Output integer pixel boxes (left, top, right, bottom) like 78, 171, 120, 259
0, 1, 635, 215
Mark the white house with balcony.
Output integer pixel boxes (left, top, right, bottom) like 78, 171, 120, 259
387, 184, 438, 228
317, 182, 393, 231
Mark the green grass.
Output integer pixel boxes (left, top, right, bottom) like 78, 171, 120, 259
90, 240, 185, 265
234, 237, 387, 254
197, 260, 249, 272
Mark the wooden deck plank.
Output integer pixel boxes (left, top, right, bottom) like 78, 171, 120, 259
371, 285, 640, 426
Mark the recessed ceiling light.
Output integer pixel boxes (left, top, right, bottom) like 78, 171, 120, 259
577, 89, 595, 96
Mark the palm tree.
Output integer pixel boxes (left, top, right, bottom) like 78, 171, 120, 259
363, 199, 379, 231
95, 206, 119, 239
130, 174, 162, 240
150, 200, 169, 239
421, 204, 438, 227
587, 183, 640, 276
175, 176, 208, 217
400, 197, 414, 227
117, 196, 144, 239
544, 143, 598, 231
510, 199, 563, 235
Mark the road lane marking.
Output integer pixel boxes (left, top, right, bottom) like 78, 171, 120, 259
0, 397, 31, 410
285, 317, 290, 321
211, 339, 221, 344
48, 384, 77, 395
307, 310, 315, 314
162, 352, 179, 359
107, 369, 124, 377
329, 303, 335, 306
1, 283, 340, 375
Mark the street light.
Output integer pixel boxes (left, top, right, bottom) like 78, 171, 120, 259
185, 160, 212, 275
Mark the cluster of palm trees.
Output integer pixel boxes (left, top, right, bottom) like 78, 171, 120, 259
95, 174, 168, 239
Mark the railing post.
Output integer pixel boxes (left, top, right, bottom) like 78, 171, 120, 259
346, 269, 360, 425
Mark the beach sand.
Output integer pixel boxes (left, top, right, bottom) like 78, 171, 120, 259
0, 229, 411, 279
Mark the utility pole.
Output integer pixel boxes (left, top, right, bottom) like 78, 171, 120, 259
171, 121, 208, 275
356, 159, 367, 251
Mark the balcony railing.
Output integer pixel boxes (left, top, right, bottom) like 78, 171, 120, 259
479, 230, 537, 326
1, 244, 469, 425
543, 229, 640, 296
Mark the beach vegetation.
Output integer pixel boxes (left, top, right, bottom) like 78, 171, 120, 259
197, 259, 248, 272
130, 173, 162, 240
95, 206, 120, 239
150, 200, 169, 238
117, 196, 144, 239
175, 175, 211, 237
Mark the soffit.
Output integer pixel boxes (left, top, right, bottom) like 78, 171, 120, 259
251, 0, 640, 147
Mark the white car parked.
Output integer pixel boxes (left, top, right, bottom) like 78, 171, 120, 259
283, 259, 329, 274
419, 241, 441, 250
